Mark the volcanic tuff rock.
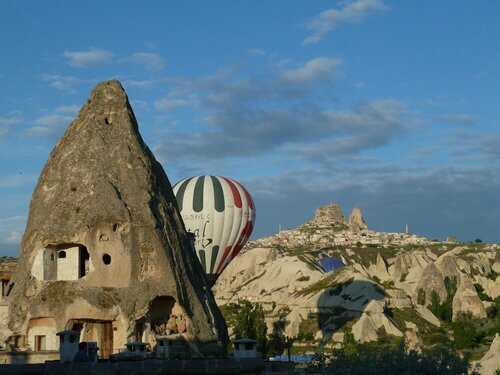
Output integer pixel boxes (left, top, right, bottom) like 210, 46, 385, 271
310, 204, 345, 227
214, 208, 498, 359
6, 80, 227, 355
351, 300, 403, 343
311, 204, 367, 232
475, 333, 500, 375
348, 207, 368, 232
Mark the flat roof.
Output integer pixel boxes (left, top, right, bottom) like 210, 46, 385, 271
233, 338, 257, 344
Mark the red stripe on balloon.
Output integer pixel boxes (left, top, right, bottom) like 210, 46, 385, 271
234, 221, 254, 255
240, 184, 254, 211
222, 176, 242, 208
231, 245, 242, 261
216, 245, 233, 274
216, 215, 255, 275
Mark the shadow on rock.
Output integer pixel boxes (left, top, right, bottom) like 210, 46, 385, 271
312, 277, 386, 342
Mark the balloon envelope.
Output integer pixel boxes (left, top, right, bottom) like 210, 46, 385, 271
318, 257, 345, 272
173, 175, 256, 279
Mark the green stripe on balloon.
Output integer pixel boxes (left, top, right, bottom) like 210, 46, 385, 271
174, 177, 193, 212
199, 249, 207, 273
211, 176, 225, 213
193, 176, 205, 212
210, 245, 219, 274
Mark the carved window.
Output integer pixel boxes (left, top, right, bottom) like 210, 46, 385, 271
102, 254, 111, 265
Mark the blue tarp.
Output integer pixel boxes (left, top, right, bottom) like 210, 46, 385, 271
318, 257, 345, 272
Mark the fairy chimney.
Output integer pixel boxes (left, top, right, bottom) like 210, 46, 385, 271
348, 207, 368, 231
6, 80, 227, 357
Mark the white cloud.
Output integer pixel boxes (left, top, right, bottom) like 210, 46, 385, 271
0, 216, 27, 250
281, 57, 342, 83
0, 117, 23, 140
40, 74, 82, 93
450, 131, 500, 162
55, 105, 80, 114
437, 114, 476, 126
25, 114, 73, 139
124, 79, 156, 90
5, 231, 22, 245
131, 100, 149, 109
0, 117, 22, 127
303, 0, 388, 44
246, 48, 266, 56
63, 48, 113, 68
0, 215, 27, 228
151, 60, 409, 168
154, 98, 191, 111
283, 99, 407, 159
34, 114, 72, 127
0, 173, 37, 189
130, 52, 165, 71
24, 126, 59, 138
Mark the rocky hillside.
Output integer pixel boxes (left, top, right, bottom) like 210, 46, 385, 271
213, 204, 500, 371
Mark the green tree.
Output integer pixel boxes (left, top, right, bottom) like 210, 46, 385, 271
269, 319, 287, 357
417, 288, 426, 305
234, 300, 268, 355
430, 291, 443, 319
429, 277, 457, 323
234, 300, 254, 338
317, 343, 478, 375
451, 312, 484, 350
341, 329, 359, 358
474, 283, 492, 302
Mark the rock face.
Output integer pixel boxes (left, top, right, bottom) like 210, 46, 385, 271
351, 300, 403, 343
348, 207, 368, 231
414, 250, 487, 319
476, 333, 500, 375
6, 80, 227, 356
311, 205, 368, 231
311, 204, 345, 227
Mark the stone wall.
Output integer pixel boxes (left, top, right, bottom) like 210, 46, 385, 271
0, 358, 265, 374
0, 350, 59, 364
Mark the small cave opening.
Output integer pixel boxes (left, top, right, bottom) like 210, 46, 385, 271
149, 296, 177, 335
102, 254, 111, 265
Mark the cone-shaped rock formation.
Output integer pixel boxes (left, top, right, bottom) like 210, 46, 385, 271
7, 80, 228, 356
348, 207, 368, 231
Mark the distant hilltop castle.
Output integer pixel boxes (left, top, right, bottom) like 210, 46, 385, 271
250, 203, 429, 249
310, 204, 368, 232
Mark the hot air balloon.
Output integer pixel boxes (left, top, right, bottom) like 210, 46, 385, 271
172, 175, 256, 285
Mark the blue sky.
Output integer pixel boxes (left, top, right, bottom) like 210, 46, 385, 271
1, 1, 499, 256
